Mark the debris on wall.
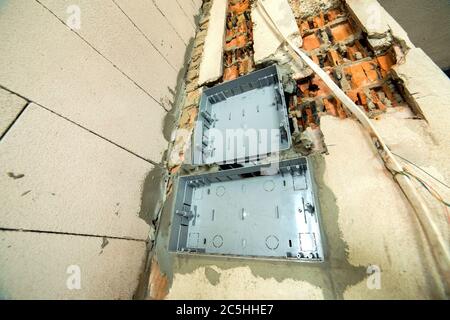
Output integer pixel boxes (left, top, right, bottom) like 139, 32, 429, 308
346, 0, 415, 54
288, 0, 341, 20
252, 0, 308, 79
286, 2, 415, 153
147, 256, 169, 300
151, 0, 449, 300
168, 0, 256, 174
167, 1, 213, 171
198, 0, 228, 85
223, 0, 255, 81
166, 0, 419, 188
147, 1, 214, 300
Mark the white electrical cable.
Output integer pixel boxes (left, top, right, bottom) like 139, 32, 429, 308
256, 0, 449, 287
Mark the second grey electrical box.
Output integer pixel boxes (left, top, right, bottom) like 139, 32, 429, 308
192, 65, 291, 165
168, 157, 324, 262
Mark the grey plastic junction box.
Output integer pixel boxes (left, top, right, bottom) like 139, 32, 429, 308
192, 65, 291, 165
168, 157, 324, 262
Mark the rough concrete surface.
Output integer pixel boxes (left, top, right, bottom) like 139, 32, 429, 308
320, 116, 445, 299
252, 0, 309, 79
160, 116, 446, 299
0, 88, 27, 137
377, 4, 415, 50
147, 0, 449, 301
372, 109, 450, 246
0, 0, 168, 162
1, 0, 448, 301
198, 0, 227, 85
253, 0, 302, 64
0, 231, 146, 299
288, 0, 339, 19
346, 0, 390, 36
0, 104, 151, 240
346, 0, 414, 50
393, 48, 450, 154
167, 266, 324, 299
253, 0, 313, 80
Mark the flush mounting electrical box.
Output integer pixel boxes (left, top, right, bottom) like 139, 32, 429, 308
168, 158, 324, 262
192, 65, 291, 165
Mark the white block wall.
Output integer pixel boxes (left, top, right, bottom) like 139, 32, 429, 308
0, 0, 200, 299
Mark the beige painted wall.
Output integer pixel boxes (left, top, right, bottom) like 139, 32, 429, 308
0, 0, 200, 299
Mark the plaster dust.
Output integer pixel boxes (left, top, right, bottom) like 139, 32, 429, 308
148, 0, 449, 300
156, 146, 366, 300
252, 0, 310, 79
288, 0, 340, 19
372, 109, 449, 251
321, 116, 446, 299
198, 0, 227, 85
166, 266, 324, 300
393, 48, 450, 155
161, 115, 446, 300
252, 0, 302, 63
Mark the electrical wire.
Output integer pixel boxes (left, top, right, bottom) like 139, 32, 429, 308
394, 168, 450, 223
391, 151, 450, 189
391, 152, 450, 222
389, 150, 450, 220
405, 169, 450, 222
408, 172, 450, 207
256, 0, 449, 284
